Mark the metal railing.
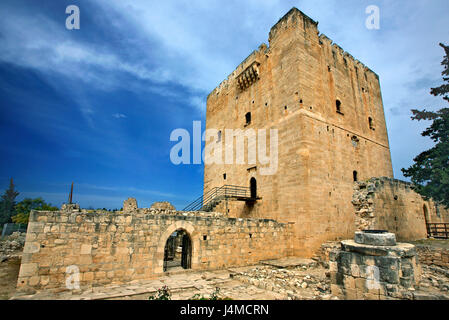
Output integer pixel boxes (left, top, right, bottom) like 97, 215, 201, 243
183, 185, 252, 212
1, 223, 27, 238
427, 223, 449, 239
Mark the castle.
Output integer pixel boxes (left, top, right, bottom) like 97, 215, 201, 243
202, 7, 447, 256
15, 8, 448, 294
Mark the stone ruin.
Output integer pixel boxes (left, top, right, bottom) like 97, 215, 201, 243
123, 198, 138, 213
330, 230, 420, 300
150, 201, 176, 211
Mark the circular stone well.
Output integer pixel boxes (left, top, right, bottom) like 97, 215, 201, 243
354, 230, 396, 246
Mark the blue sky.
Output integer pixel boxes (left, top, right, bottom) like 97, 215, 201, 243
0, 0, 448, 209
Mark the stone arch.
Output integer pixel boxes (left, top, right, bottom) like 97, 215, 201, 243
155, 221, 200, 274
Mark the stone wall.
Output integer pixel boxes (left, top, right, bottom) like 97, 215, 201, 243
416, 245, 449, 269
352, 177, 449, 241
17, 208, 294, 293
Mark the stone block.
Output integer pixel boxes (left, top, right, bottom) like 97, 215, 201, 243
80, 244, 92, 255
19, 263, 38, 277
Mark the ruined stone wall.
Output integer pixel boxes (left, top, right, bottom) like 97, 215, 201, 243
17, 209, 293, 293
416, 245, 449, 269
352, 177, 449, 241
204, 8, 393, 257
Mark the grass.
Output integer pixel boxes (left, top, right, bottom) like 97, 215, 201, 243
410, 238, 449, 249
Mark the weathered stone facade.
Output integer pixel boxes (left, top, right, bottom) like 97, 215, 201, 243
204, 7, 394, 257
416, 245, 449, 269
203, 8, 448, 257
14, 7, 448, 299
150, 201, 176, 211
16, 207, 293, 293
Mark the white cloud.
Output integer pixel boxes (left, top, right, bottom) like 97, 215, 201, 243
112, 113, 127, 119
1, 0, 448, 179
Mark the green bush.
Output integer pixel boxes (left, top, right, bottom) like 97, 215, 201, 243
148, 286, 172, 300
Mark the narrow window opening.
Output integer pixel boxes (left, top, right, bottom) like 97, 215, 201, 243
223, 173, 227, 180
368, 117, 375, 130
336, 100, 342, 114
250, 178, 257, 199
353, 171, 358, 182
245, 112, 252, 125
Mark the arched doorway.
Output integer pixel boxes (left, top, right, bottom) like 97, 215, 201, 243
353, 171, 358, 182
163, 229, 192, 272
250, 178, 257, 199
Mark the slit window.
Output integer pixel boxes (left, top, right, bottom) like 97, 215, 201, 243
353, 171, 358, 182
245, 112, 252, 125
336, 100, 342, 114
368, 117, 374, 130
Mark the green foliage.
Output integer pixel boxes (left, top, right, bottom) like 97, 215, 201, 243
0, 178, 19, 225
402, 43, 449, 208
148, 286, 172, 300
11, 198, 58, 224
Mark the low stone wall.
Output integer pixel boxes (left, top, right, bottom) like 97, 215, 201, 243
416, 245, 449, 269
17, 208, 294, 293
312, 241, 341, 267
352, 177, 449, 241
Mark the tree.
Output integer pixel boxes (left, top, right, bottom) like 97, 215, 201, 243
0, 178, 19, 225
402, 43, 449, 208
11, 198, 58, 224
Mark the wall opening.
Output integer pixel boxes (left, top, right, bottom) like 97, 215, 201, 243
351, 136, 360, 147
163, 229, 192, 272
336, 100, 342, 114
250, 178, 257, 199
245, 112, 252, 125
368, 117, 374, 130
423, 204, 430, 236
353, 171, 358, 182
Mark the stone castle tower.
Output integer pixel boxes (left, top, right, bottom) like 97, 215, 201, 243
203, 8, 394, 256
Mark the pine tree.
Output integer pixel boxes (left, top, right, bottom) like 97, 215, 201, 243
0, 178, 20, 225
402, 43, 449, 208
